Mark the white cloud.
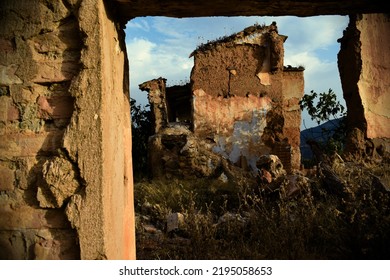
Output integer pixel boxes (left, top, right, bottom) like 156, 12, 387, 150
127, 36, 193, 105
280, 16, 348, 52
126, 19, 151, 32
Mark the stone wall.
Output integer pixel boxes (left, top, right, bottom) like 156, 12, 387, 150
0, 0, 81, 260
0, 0, 135, 260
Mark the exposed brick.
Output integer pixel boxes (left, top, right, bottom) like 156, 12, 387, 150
0, 64, 23, 85
0, 165, 15, 191
0, 96, 20, 122
0, 205, 70, 230
37, 95, 74, 119
32, 61, 80, 83
0, 130, 64, 158
0, 96, 7, 122
7, 103, 19, 121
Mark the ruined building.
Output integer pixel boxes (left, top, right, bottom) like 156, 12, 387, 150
140, 23, 304, 178
0, 0, 389, 260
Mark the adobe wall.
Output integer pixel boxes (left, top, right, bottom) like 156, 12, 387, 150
0, 0, 135, 260
356, 14, 390, 139
191, 45, 280, 99
191, 35, 303, 171
338, 14, 390, 157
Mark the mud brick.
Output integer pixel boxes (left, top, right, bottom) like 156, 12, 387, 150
0, 130, 64, 158
37, 95, 74, 119
0, 205, 70, 230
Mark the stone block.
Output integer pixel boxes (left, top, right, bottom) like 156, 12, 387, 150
0, 228, 79, 260
0, 95, 20, 122
0, 64, 23, 86
7, 103, 19, 121
10, 85, 39, 104
37, 156, 79, 208
0, 96, 7, 122
0, 164, 15, 191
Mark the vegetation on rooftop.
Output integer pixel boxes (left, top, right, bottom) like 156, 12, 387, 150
192, 22, 267, 55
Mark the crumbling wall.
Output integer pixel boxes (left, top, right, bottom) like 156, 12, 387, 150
193, 89, 273, 170
190, 27, 303, 172
0, 0, 135, 260
282, 71, 305, 171
191, 24, 284, 98
139, 78, 169, 133
0, 0, 81, 259
338, 14, 390, 158
141, 27, 304, 177
355, 14, 390, 140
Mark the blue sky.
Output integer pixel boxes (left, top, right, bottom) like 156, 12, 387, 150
125, 16, 349, 128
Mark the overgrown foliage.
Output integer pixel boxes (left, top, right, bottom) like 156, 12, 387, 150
135, 161, 390, 259
130, 98, 153, 179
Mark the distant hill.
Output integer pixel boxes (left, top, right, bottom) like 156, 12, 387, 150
300, 117, 344, 159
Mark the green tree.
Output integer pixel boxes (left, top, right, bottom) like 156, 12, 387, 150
300, 89, 345, 125
299, 89, 347, 157
130, 98, 152, 179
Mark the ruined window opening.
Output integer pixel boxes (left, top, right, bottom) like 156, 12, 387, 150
166, 83, 192, 125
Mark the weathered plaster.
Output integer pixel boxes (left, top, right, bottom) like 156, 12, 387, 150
357, 14, 390, 139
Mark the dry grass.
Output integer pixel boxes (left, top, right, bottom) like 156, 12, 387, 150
135, 162, 390, 260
